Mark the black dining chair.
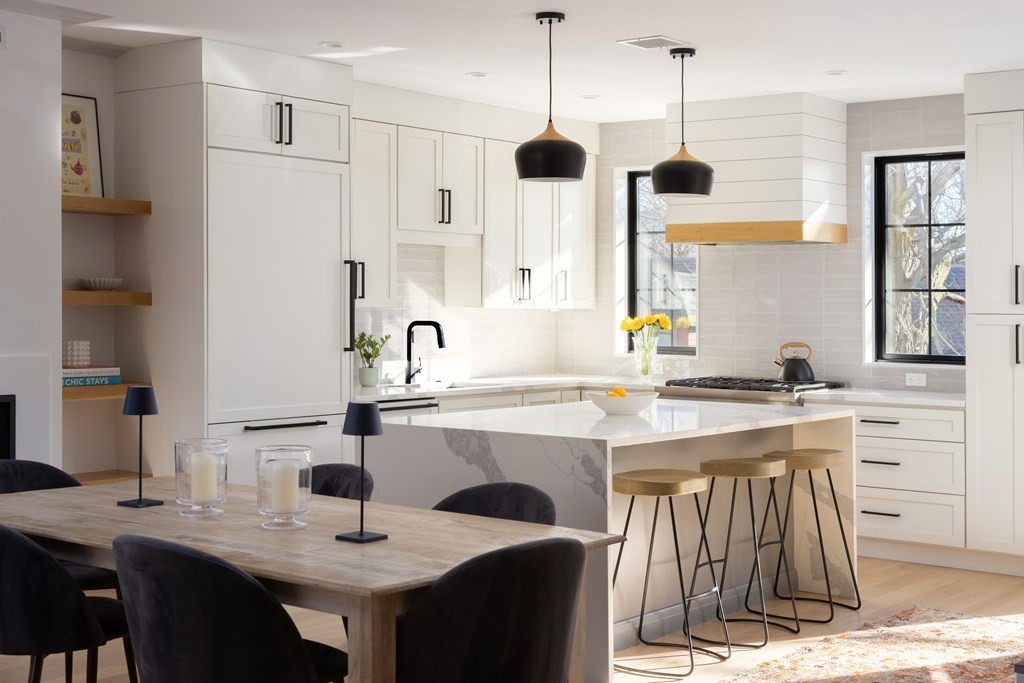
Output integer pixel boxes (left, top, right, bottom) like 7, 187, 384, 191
112, 534, 348, 683
432, 482, 557, 525
0, 525, 138, 683
311, 463, 374, 500
0, 460, 119, 591
396, 537, 586, 682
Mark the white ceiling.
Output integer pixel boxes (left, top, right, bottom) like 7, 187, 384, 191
47, 0, 1024, 122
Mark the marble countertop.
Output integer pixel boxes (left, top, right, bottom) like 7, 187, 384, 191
800, 388, 965, 409
383, 398, 855, 448
353, 375, 646, 402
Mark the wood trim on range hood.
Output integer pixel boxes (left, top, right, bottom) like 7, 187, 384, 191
665, 220, 848, 245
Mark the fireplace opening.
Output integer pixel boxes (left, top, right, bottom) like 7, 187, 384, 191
0, 395, 13, 460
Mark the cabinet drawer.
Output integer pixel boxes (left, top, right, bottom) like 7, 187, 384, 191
853, 405, 964, 442
438, 393, 523, 413
856, 436, 965, 494
856, 486, 965, 547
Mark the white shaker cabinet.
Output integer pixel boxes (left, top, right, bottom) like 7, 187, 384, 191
482, 139, 520, 307
556, 158, 596, 308
397, 127, 483, 235
965, 111, 1024, 314
207, 149, 350, 424
966, 315, 1024, 554
207, 84, 349, 163
351, 119, 398, 307
520, 181, 557, 308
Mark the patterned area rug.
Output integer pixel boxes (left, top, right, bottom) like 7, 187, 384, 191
723, 605, 1024, 682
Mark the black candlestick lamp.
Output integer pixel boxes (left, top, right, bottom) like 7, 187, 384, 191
336, 402, 386, 543
118, 386, 163, 508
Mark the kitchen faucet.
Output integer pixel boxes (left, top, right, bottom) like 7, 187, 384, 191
406, 320, 446, 384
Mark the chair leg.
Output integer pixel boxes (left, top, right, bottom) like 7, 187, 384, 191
27, 655, 44, 683
682, 491, 732, 662
123, 636, 139, 683
65, 651, 73, 683
612, 495, 636, 586
86, 647, 98, 683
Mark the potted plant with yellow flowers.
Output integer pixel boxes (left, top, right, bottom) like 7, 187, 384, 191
620, 314, 671, 382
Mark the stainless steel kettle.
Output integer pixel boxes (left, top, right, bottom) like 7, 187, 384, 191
774, 342, 815, 382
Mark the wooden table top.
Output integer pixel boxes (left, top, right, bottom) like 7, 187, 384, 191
0, 478, 621, 598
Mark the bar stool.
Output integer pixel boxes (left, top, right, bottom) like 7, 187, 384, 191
612, 469, 731, 676
755, 448, 861, 623
691, 457, 799, 649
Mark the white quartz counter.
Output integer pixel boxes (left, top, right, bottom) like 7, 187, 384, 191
387, 398, 854, 448
800, 387, 965, 409
353, 375, 646, 401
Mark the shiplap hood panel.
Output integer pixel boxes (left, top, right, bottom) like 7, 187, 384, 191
664, 93, 847, 245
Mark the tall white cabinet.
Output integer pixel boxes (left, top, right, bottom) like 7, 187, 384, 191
351, 120, 398, 307
396, 127, 483, 235
113, 39, 354, 479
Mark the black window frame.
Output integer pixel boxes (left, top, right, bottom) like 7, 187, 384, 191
626, 170, 696, 356
873, 151, 966, 365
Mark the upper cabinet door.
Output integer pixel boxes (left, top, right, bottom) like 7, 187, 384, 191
282, 96, 349, 163
352, 120, 398, 308
482, 139, 520, 308
519, 182, 555, 308
442, 133, 484, 235
208, 84, 282, 155
966, 111, 1024, 314
396, 127, 444, 231
556, 155, 596, 309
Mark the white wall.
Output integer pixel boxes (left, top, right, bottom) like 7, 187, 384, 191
0, 10, 62, 463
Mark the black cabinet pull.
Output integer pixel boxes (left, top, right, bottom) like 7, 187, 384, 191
438, 189, 446, 224
378, 403, 439, 413
524, 268, 532, 300
344, 259, 357, 351
444, 189, 452, 224
861, 510, 901, 518
275, 102, 284, 144
284, 102, 293, 145
1017, 324, 1021, 365
244, 419, 328, 431
861, 459, 901, 466
1016, 265, 1021, 305
358, 262, 366, 300
860, 419, 900, 425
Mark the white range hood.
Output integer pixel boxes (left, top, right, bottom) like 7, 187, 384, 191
663, 93, 847, 245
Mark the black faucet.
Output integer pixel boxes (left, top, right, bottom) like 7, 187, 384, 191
406, 320, 446, 384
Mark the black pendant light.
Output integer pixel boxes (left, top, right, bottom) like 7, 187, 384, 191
652, 47, 714, 197
515, 11, 586, 182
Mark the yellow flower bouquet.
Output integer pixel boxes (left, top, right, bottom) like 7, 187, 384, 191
620, 314, 671, 380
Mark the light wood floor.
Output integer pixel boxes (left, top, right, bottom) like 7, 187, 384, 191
4, 556, 1024, 682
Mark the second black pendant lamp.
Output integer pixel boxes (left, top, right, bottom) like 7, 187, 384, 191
515, 11, 586, 182
652, 48, 714, 197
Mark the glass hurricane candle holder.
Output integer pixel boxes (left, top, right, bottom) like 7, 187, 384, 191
174, 438, 228, 518
256, 445, 312, 530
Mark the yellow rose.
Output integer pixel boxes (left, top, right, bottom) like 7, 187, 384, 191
644, 314, 657, 325
630, 318, 644, 331
619, 317, 636, 332
656, 314, 671, 329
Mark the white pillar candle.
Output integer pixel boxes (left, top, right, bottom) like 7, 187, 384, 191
191, 452, 219, 503
270, 460, 301, 513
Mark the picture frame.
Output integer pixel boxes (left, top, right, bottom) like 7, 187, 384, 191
61, 93, 104, 197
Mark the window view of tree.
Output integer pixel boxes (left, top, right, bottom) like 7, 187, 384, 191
628, 172, 697, 354
876, 153, 966, 363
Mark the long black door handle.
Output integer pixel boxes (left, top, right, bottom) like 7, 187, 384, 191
378, 403, 440, 413
860, 459, 901, 466
284, 103, 293, 145
344, 259, 357, 351
438, 189, 445, 224
861, 510, 901, 518
358, 262, 366, 300
860, 419, 900, 425
1017, 324, 1021, 365
444, 190, 452, 224
275, 102, 283, 144
244, 419, 329, 431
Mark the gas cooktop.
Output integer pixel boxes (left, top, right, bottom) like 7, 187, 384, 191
665, 377, 843, 393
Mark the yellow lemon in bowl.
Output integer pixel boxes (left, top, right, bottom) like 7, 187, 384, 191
605, 386, 628, 397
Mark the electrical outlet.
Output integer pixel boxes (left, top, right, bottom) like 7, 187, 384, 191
905, 372, 927, 387
0, 26, 7, 50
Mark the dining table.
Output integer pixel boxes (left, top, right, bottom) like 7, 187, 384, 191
0, 477, 622, 682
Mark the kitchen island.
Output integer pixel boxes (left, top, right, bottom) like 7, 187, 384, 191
367, 398, 856, 682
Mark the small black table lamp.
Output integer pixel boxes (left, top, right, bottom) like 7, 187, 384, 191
118, 386, 163, 508
336, 402, 386, 543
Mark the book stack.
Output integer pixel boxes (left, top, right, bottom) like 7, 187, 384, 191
62, 366, 121, 387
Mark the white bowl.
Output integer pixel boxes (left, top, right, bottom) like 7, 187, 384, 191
79, 277, 123, 291
585, 390, 658, 416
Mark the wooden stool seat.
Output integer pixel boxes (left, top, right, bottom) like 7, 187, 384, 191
613, 469, 707, 497
763, 448, 844, 471
700, 457, 786, 479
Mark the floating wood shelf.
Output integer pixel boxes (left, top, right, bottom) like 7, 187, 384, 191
63, 290, 152, 306
72, 470, 152, 486
62, 382, 150, 402
62, 195, 152, 216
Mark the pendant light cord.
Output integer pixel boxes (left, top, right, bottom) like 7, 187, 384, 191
679, 52, 686, 145
547, 18, 553, 123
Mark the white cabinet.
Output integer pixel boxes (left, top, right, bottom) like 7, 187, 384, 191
207, 149, 350, 424
523, 390, 562, 406
482, 139, 519, 307
966, 315, 1024, 553
520, 181, 557, 307
556, 159, 596, 308
397, 127, 483, 235
966, 111, 1024, 314
351, 120, 398, 307
207, 84, 349, 163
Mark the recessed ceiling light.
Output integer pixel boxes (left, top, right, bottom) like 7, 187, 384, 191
312, 51, 371, 59
317, 41, 345, 49
825, 69, 849, 76
465, 71, 490, 78
617, 35, 689, 50
368, 46, 406, 54
579, 94, 601, 100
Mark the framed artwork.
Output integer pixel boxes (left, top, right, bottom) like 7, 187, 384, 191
61, 93, 104, 197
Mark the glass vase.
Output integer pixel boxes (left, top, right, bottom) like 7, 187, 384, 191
174, 438, 228, 518
634, 336, 659, 383
256, 445, 312, 530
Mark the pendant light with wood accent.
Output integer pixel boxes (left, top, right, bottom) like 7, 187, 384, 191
652, 48, 714, 197
515, 11, 586, 182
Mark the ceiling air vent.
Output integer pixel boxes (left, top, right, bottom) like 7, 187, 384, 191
616, 35, 689, 50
